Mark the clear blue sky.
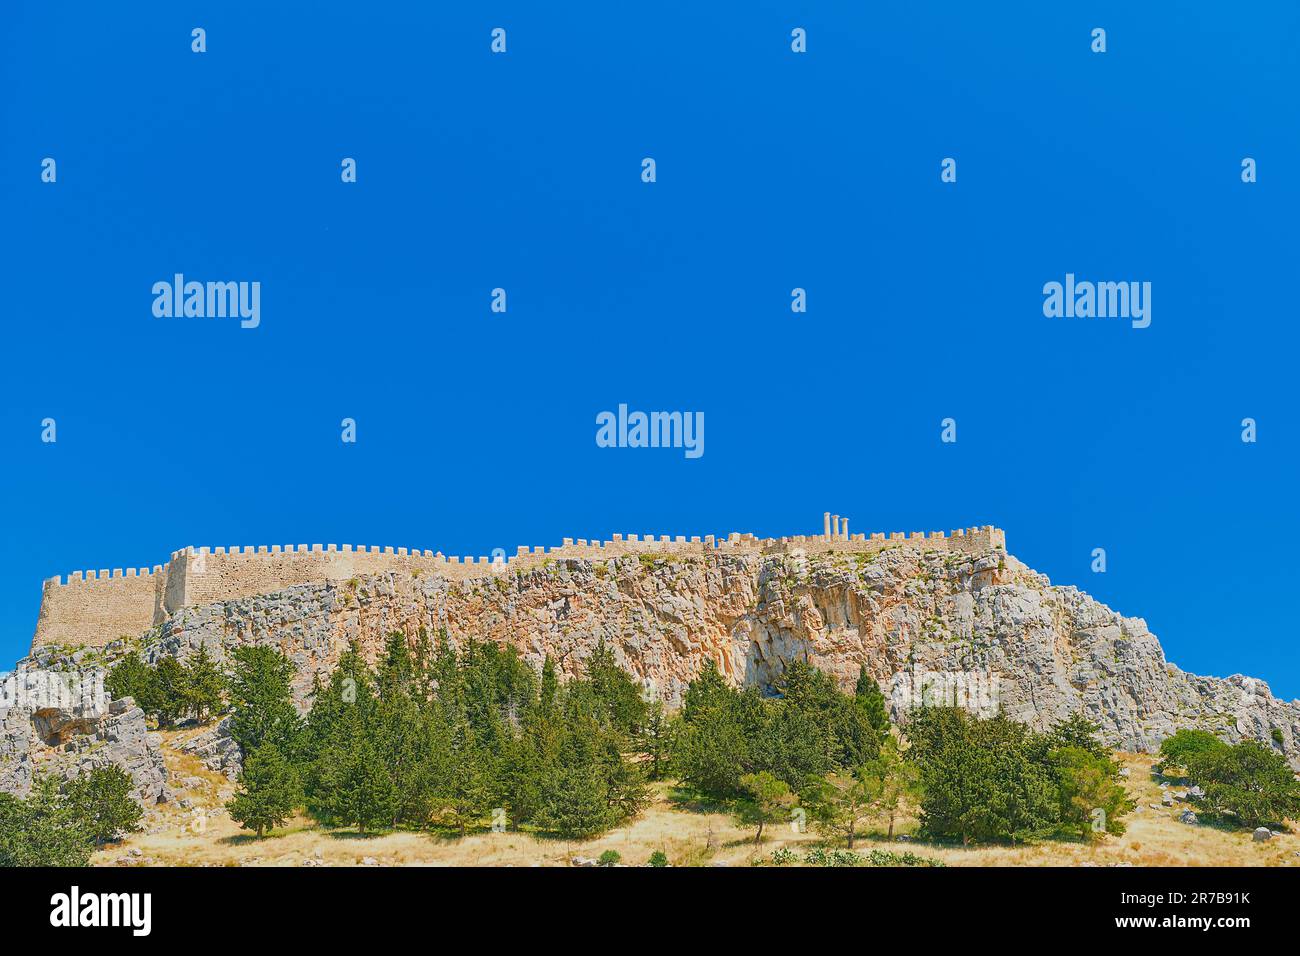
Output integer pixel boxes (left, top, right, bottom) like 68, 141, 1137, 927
2, 4, 1297, 698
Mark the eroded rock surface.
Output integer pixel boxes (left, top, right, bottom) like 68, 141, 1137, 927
0, 697, 169, 804
138, 546, 1298, 763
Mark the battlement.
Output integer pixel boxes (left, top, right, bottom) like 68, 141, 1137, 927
31, 517, 1006, 649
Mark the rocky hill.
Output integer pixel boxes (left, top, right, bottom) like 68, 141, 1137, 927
9, 542, 1299, 798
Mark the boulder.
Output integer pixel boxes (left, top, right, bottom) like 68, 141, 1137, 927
1253, 827, 1272, 842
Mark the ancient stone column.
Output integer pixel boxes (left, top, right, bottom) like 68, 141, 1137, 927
842, 518, 849, 540
824, 512, 831, 540
833, 515, 841, 539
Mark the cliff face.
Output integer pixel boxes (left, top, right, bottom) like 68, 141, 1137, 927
0, 699, 169, 804
141, 545, 1299, 762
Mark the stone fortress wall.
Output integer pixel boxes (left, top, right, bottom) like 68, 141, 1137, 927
30, 514, 1006, 650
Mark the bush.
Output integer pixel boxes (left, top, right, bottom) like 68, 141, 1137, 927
1187, 739, 1300, 828
1051, 745, 1134, 841
906, 707, 1060, 844
0, 775, 97, 866
865, 849, 946, 867
1157, 729, 1228, 776
597, 850, 622, 867
804, 847, 862, 867
648, 850, 669, 867
64, 765, 142, 845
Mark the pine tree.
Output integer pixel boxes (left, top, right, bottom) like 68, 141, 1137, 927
227, 645, 301, 755
375, 632, 434, 826
538, 656, 559, 715
0, 776, 91, 866
105, 652, 156, 707
586, 639, 647, 735
64, 765, 143, 845
183, 643, 226, 724
439, 720, 498, 835
334, 740, 397, 833
734, 771, 795, 844
863, 736, 923, 840
854, 666, 891, 735
1050, 745, 1133, 840
803, 770, 876, 849
227, 743, 302, 838
149, 656, 189, 728
636, 701, 676, 781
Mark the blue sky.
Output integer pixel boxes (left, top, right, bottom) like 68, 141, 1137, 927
2, 3, 1297, 697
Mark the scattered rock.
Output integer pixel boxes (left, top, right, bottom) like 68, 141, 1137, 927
1180, 811, 1198, 825
1253, 827, 1272, 842
570, 857, 598, 867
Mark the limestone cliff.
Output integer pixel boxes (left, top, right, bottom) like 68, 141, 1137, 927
132, 544, 1298, 763
0, 698, 169, 804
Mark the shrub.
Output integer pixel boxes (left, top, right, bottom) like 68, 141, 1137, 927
804, 847, 862, 867
1188, 739, 1300, 829
64, 765, 142, 845
597, 850, 622, 867
0, 776, 92, 867
906, 707, 1059, 844
1157, 729, 1228, 776
865, 849, 946, 867
648, 850, 669, 867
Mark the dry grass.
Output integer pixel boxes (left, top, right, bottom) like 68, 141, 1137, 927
92, 742, 1298, 867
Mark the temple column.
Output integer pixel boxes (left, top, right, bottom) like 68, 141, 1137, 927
842, 518, 849, 540
832, 515, 841, 539
824, 512, 831, 540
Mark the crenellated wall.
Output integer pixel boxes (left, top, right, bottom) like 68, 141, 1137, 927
30, 521, 1006, 649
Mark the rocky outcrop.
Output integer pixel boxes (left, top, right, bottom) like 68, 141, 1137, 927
0, 697, 169, 804
176, 716, 242, 780
139, 545, 1300, 764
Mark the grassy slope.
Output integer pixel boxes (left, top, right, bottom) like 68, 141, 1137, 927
93, 733, 1298, 868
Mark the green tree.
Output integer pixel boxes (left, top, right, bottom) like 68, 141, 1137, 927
227, 743, 302, 837
677, 698, 748, 797
182, 643, 226, 724
1045, 713, 1109, 759
1157, 728, 1229, 776
437, 720, 500, 836
863, 736, 923, 839
105, 652, 156, 706
854, 666, 891, 735
636, 700, 676, 781
1189, 740, 1300, 829
803, 770, 878, 849
906, 707, 1059, 845
586, 640, 648, 735
734, 771, 795, 844
1051, 745, 1134, 841
327, 739, 398, 833
148, 655, 190, 728
64, 765, 142, 845
0, 776, 91, 867
227, 646, 301, 755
